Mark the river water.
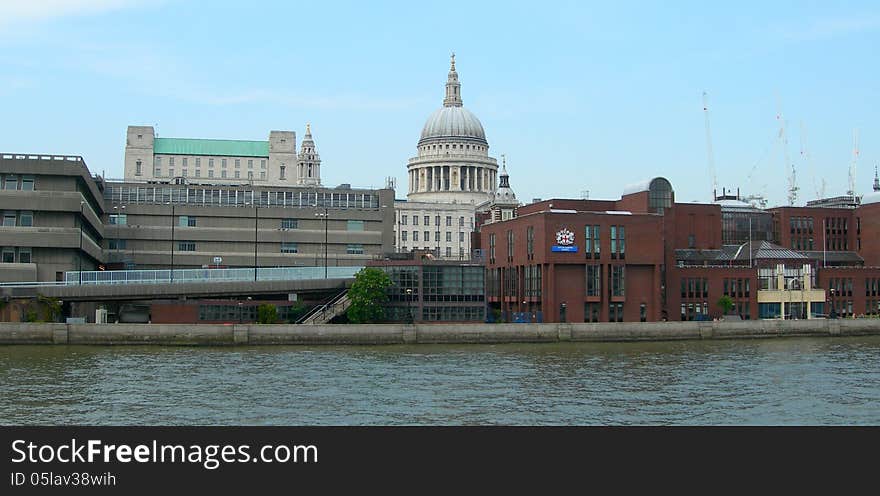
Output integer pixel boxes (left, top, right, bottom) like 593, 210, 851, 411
1, 336, 878, 425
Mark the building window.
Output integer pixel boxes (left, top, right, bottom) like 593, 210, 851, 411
19, 211, 33, 227
135, 160, 143, 175
586, 264, 601, 296
585, 302, 600, 322
248, 159, 254, 169
222, 159, 227, 168
280, 166, 286, 180
347, 220, 365, 231
435, 231, 440, 243
178, 216, 196, 227
3, 211, 16, 226
435, 215, 441, 226
610, 225, 625, 259
446, 216, 452, 226
527, 226, 534, 258
424, 231, 430, 242
18, 247, 31, 264
413, 215, 419, 226
459, 216, 465, 226
260, 172, 266, 180
222, 170, 227, 178
195, 169, 201, 178
446, 231, 452, 242
424, 215, 430, 226
347, 244, 364, 255
235, 159, 241, 168
209, 158, 214, 168
402, 231, 408, 241
261, 160, 266, 169
208, 170, 214, 178
235, 171, 240, 179
445, 247, 451, 257
108, 239, 126, 250
488, 234, 496, 263
178, 241, 196, 251
169, 157, 175, 167
155, 168, 162, 176
609, 303, 624, 322
506, 229, 514, 261
1, 247, 14, 263
4, 176, 18, 190
400, 214, 407, 226
248, 171, 253, 180
610, 265, 625, 297
585, 225, 600, 258
183, 158, 188, 167
281, 242, 298, 253
182, 169, 188, 177
109, 214, 127, 225
281, 218, 298, 229
413, 231, 419, 242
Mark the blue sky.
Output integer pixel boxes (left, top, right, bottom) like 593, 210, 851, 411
1, 0, 878, 206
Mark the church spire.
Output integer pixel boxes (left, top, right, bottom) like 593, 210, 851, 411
443, 52, 462, 107
499, 154, 510, 188
874, 165, 879, 192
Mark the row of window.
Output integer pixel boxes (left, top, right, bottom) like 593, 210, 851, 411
583, 302, 634, 322
419, 143, 486, 152
170, 241, 364, 254
400, 231, 464, 242
399, 215, 466, 227
155, 169, 268, 181
155, 157, 267, 169
2, 210, 33, 227
398, 247, 466, 258
104, 187, 379, 209
1, 246, 32, 263
2, 175, 35, 191
828, 277, 854, 297
681, 278, 709, 299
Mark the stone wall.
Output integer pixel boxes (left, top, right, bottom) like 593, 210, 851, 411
1, 319, 879, 346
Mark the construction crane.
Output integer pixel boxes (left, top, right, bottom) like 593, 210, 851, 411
801, 122, 826, 200
777, 98, 798, 206
703, 91, 717, 199
848, 128, 859, 198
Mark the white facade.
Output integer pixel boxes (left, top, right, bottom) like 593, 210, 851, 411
394, 200, 474, 259
123, 125, 321, 187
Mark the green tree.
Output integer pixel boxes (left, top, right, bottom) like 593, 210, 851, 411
256, 304, 278, 324
37, 294, 62, 323
346, 267, 392, 324
717, 295, 734, 315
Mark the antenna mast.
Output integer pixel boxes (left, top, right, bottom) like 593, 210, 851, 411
703, 91, 717, 199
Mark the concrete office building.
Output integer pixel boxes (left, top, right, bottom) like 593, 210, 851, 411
123, 124, 322, 187
1, 153, 395, 284
0, 153, 105, 283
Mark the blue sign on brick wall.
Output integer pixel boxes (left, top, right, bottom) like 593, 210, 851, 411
551, 245, 578, 252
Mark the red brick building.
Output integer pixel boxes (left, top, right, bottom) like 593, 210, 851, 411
481, 177, 880, 323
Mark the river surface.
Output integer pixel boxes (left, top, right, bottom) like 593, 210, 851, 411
1, 336, 879, 425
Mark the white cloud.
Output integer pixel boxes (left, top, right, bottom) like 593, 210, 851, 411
0, 0, 145, 26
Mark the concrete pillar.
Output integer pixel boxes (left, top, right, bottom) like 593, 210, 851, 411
233, 324, 248, 344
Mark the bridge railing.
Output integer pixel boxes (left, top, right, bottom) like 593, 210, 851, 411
59, 266, 363, 286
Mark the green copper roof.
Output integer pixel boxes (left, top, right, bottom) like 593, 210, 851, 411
153, 138, 269, 157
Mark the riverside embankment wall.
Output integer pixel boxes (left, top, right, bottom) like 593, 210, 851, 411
1, 319, 879, 346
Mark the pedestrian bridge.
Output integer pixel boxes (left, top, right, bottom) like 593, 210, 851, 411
1, 266, 363, 301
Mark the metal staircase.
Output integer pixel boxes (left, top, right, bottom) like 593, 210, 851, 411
296, 290, 351, 325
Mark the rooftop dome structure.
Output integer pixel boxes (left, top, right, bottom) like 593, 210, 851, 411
419, 107, 486, 144
406, 54, 498, 205
417, 53, 487, 145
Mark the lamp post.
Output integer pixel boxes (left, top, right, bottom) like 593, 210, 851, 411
113, 204, 125, 266
169, 202, 175, 283
405, 288, 414, 323
253, 202, 259, 282
238, 300, 243, 324
315, 205, 328, 278
78, 201, 85, 285
829, 288, 836, 319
